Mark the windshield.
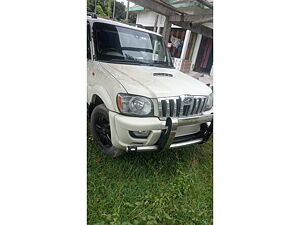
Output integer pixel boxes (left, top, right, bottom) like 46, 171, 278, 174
93, 22, 174, 68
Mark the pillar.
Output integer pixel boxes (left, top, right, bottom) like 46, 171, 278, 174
180, 30, 191, 60
191, 34, 202, 71
162, 16, 172, 42
157, 26, 161, 34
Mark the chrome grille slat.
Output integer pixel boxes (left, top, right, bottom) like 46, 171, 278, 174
158, 100, 163, 118
200, 98, 207, 112
179, 100, 184, 117
188, 98, 195, 115
165, 100, 170, 117
196, 98, 203, 114
173, 99, 177, 117
158, 95, 207, 120
193, 98, 200, 114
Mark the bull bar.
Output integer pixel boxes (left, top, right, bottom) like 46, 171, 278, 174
126, 113, 213, 153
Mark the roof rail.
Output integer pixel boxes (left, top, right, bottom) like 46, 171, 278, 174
87, 12, 97, 19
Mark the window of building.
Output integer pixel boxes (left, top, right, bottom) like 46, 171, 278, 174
168, 29, 186, 58
194, 36, 213, 74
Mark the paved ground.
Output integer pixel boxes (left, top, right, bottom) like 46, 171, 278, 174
187, 71, 213, 87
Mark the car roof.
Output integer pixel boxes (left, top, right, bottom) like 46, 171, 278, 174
87, 16, 162, 37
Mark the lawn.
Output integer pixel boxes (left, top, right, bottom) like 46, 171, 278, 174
87, 136, 213, 225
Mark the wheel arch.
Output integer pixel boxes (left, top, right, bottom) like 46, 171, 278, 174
88, 88, 116, 117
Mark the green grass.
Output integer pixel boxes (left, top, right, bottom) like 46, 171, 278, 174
87, 136, 213, 225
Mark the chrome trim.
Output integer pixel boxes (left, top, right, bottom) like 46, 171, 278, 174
200, 98, 207, 112
125, 114, 213, 153
177, 113, 213, 126
157, 97, 180, 118
179, 96, 184, 117
158, 100, 163, 119
158, 95, 207, 120
196, 98, 202, 114
165, 99, 170, 117
163, 117, 178, 150
187, 97, 195, 115
126, 138, 203, 152
173, 99, 177, 117
193, 98, 200, 115
170, 138, 203, 149
129, 145, 159, 152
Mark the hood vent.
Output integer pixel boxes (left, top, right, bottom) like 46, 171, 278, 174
153, 73, 173, 77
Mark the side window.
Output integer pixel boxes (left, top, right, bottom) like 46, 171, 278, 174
87, 22, 91, 59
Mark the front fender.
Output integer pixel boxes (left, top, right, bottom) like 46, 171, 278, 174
88, 85, 115, 111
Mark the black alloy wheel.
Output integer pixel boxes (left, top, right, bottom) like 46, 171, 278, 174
90, 104, 123, 157
94, 113, 112, 148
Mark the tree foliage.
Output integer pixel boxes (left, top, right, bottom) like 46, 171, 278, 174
128, 13, 137, 24
111, 1, 126, 21
96, 5, 106, 16
87, 0, 136, 23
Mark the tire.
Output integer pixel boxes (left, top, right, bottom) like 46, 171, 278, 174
90, 104, 123, 157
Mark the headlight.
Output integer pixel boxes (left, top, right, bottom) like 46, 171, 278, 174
117, 93, 154, 116
204, 93, 213, 111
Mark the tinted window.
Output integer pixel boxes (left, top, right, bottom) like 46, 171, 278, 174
93, 22, 173, 68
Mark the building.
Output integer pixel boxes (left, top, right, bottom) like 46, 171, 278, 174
129, 0, 213, 78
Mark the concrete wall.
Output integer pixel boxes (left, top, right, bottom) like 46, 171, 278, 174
136, 11, 165, 27
136, 11, 180, 29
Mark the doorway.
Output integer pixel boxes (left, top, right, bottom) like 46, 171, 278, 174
194, 36, 213, 74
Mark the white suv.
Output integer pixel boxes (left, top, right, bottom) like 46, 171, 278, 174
87, 14, 213, 157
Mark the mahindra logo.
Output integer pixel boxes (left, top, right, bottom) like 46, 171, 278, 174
182, 96, 193, 105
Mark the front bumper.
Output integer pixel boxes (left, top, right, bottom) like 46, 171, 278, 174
109, 111, 213, 153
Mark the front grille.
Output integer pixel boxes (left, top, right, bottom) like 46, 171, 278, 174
158, 95, 207, 119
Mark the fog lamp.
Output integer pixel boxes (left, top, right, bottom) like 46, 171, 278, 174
129, 130, 151, 138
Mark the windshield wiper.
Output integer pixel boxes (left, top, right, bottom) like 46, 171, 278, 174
122, 54, 173, 67
104, 58, 143, 65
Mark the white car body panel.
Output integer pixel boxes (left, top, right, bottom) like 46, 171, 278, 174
101, 62, 212, 98
87, 61, 126, 111
87, 16, 213, 152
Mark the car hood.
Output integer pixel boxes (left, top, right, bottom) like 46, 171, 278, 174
100, 62, 212, 98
